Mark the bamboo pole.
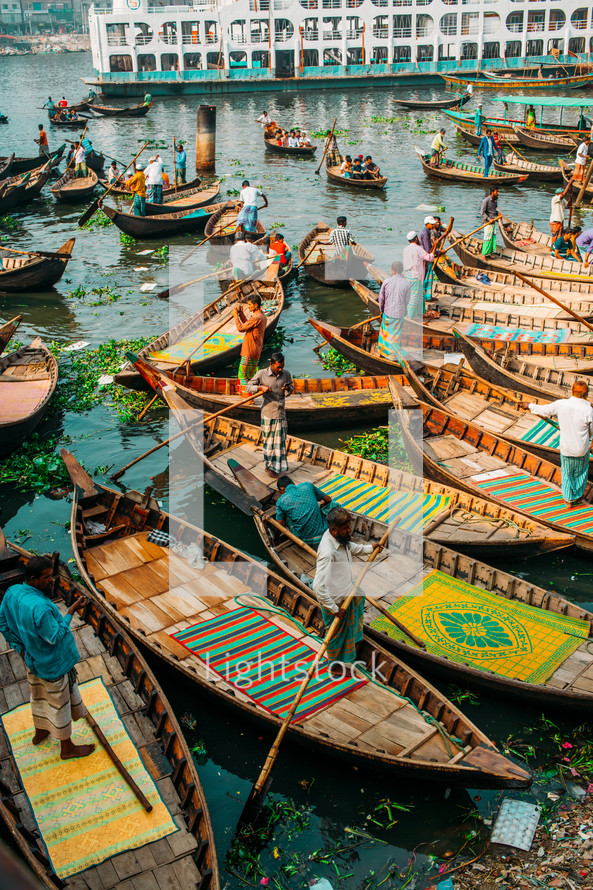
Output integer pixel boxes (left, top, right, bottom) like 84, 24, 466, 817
440, 215, 502, 257
238, 516, 397, 826
180, 220, 236, 266
79, 141, 148, 227
512, 271, 593, 335
84, 709, 153, 812
575, 156, 593, 208
315, 118, 337, 175
502, 137, 528, 164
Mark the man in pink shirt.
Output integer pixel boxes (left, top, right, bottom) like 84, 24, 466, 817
402, 231, 434, 318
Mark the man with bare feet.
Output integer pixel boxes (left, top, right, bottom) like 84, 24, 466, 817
0, 556, 94, 759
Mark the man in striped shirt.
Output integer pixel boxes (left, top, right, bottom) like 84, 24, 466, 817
329, 216, 356, 251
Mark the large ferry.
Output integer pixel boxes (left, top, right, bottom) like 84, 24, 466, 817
86, 0, 593, 96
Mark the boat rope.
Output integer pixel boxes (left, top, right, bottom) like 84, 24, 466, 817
233, 593, 464, 758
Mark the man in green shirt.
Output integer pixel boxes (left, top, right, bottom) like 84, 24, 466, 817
276, 477, 332, 547
0, 556, 94, 760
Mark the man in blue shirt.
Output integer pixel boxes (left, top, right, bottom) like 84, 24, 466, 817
175, 140, 187, 184
0, 556, 94, 760
276, 476, 332, 547
478, 128, 494, 176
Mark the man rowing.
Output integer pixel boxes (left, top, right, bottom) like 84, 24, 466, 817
520, 382, 593, 506
430, 128, 446, 167
236, 179, 268, 240
247, 352, 293, 478
232, 287, 267, 390
125, 161, 147, 216
276, 476, 332, 548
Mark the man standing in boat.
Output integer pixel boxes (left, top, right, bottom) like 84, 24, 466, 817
474, 103, 484, 137
519, 382, 593, 507
480, 186, 499, 257
232, 284, 267, 391
125, 161, 147, 216
247, 352, 293, 478
377, 260, 411, 360
313, 506, 382, 666
175, 140, 187, 185
430, 128, 446, 167
477, 128, 494, 177
0, 556, 95, 760
550, 185, 571, 239
144, 154, 164, 204
236, 179, 268, 240
403, 231, 434, 318
35, 123, 48, 157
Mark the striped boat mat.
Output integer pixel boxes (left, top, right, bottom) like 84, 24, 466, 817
316, 473, 450, 532
471, 470, 593, 534
370, 570, 588, 683
150, 332, 241, 364
520, 418, 560, 450
0, 678, 177, 879
461, 322, 572, 344
172, 606, 367, 723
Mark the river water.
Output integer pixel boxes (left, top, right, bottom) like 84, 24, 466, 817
1, 52, 593, 889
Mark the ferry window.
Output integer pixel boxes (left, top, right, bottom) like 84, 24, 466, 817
346, 16, 363, 37
249, 0, 269, 8
416, 14, 433, 37
346, 47, 363, 64
205, 22, 218, 44
569, 36, 586, 53
229, 51, 248, 67
323, 47, 342, 64
346, 0, 363, 7
482, 41, 499, 58
250, 19, 269, 41
302, 18, 318, 38
371, 0, 388, 6
461, 11, 478, 33
371, 46, 388, 63
135, 23, 153, 45
483, 12, 500, 33
230, 20, 247, 42
138, 53, 156, 70
461, 41, 477, 59
392, 45, 411, 61
505, 41, 522, 58
252, 50, 270, 66
373, 16, 388, 38
181, 22, 201, 44
392, 14, 411, 37
394, 0, 412, 6
207, 52, 223, 68
106, 23, 128, 46
299, 0, 318, 7
322, 0, 341, 7
440, 13, 457, 35
183, 52, 202, 69
160, 52, 178, 71
549, 11, 565, 31
438, 44, 456, 60
442, 0, 457, 5
526, 39, 543, 56
527, 11, 544, 32
275, 17, 294, 40
109, 54, 132, 71
547, 38, 563, 53
415, 0, 432, 5
571, 9, 588, 29
505, 12, 523, 32
416, 44, 433, 61
161, 22, 177, 45
323, 16, 341, 38
302, 48, 318, 65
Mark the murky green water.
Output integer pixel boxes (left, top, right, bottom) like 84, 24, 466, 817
1, 52, 592, 888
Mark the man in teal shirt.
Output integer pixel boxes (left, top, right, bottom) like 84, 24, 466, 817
175, 140, 187, 184
474, 103, 484, 136
0, 556, 94, 760
276, 476, 332, 548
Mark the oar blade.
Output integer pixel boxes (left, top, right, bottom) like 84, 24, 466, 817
78, 198, 100, 227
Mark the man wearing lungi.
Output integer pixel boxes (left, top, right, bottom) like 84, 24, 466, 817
236, 179, 268, 239
247, 352, 293, 478
403, 231, 434, 318
233, 291, 267, 390
377, 260, 411, 360
313, 507, 382, 665
480, 186, 499, 257
520, 381, 593, 506
0, 556, 94, 759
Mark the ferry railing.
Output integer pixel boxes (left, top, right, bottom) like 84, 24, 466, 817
506, 23, 523, 34
135, 35, 154, 45
392, 27, 411, 38
106, 34, 129, 46
181, 35, 202, 44
373, 27, 388, 38
322, 29, 342, 39
302, 29, 319, 39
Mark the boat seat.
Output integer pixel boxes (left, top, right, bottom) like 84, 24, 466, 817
1, 258, 26, 270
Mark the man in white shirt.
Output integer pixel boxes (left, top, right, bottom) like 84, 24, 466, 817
287, 130, 299, 148
402, 231, 434, 318
313, 506, 382, 665
256, 110, 271, 127
144, 154, 163, 204
236, 179, 268, 238
574, 137, 591, 183
550, 184, 570, 238
74, 143, 87, 178
230, 231, 267, 279
520, 381, 593, 506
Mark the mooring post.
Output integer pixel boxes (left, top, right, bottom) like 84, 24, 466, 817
195, 105, 216, 173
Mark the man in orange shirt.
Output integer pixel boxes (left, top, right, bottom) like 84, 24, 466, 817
269, 232, 291, 273
233, 294, 267, 390
162, 167, 170, 190
35, 123, 48, 157
124, 162, 146, 216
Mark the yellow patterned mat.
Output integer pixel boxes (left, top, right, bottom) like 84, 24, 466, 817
1, 677, 178, 878
150, 331, 241, 364
371, 570, 588, 683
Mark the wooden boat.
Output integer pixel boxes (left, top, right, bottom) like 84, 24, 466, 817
115, 277, 284, 389
396, 92, 471, 110
143, 181, 221, 216
50, 167, 98, 202
415, 148, 528, 186
85, 149, 105, 175
154, 375, 570, 557
455, 330, 588, 402
454, 123, 521, 148
204, 202, 266, 245
513, 126, 577, 152
125, 353, 394, 429
263, 132, 317, 157
101, 200, 229, 239
0, 837, 44, 890
434, 255, 593, 310
298, 223, 374, 288
0, 315, 21, 355
497, 214, 554, 256
559, 158, 591, 196
441, 70, 593, 92
48, 112, 86, 128
61, 452, 531, 789
100, 175, 202, 200
0, 533, 219, 890
0, 238, 75, 292
0, 162, 52, 214
67, 95, 97, 113
448, 229, 593, 283
391, 381, 593, 554
404, 358, 583, 472
324, 135, 387, 190
444, 108, 586, 137
0, 144, 64, 179
0, 338, 57, 458
90, 100, 152, 117
0, 153, 14, 180
215, 248, 294, 290
493, 153, 563, 182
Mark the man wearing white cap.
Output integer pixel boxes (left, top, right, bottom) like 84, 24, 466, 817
403, 231, 434, 318
144, 154, 163, 204
419, 218, 437, 304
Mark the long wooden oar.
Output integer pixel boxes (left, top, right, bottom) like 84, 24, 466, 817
264, 513, 426, 649
238, 516, 397, 827
440, 215, 502, 257
78, 141, 148, 226
315, 118, 337, 175
84, 709, 153, 812
64, 123, 87, 177
110, 389, 260, 480
173, 303, 241, 375
428, 216, 454, 275
512, 270, 593, 335
0, 244, 72, 260
502, 137, 528, 164
157, 252, 274, 301
180, 220, 235, 267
